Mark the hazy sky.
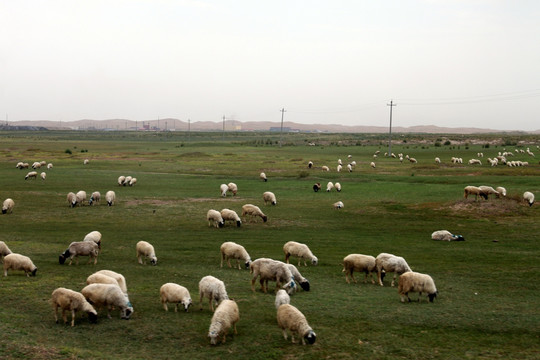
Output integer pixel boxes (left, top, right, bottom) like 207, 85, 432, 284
2, 0, 540, 131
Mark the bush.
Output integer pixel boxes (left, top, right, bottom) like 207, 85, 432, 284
65, 149, 72, 154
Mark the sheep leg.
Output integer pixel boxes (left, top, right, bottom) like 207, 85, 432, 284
174, 303, 179, 312
377, 269, 384, 286
54, 306, 59, 323
162, 301, 169, 311
233, 323, 237, 335
62, 309, 68, 324
236, 260, 241, 270
282, 329, 288, 341
260, 279, 267, 293
209, 297, 214, 312
199, 294, 204, 310
251, 277, 257, 292
285, 253, 290, 264
220, 254, 224, 268
391, 274, 397, 287
71, 309, 76, 327
227, 259, 232, 268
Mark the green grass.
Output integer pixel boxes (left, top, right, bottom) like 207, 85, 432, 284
0, 131, 539, 359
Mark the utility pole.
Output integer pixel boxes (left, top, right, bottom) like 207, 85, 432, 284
279, 108, 286, 147
188, 119, 191, 141
387, 100, 396, 157
222, 115, 226, 141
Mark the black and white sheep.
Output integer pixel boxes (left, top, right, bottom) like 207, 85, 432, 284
333, 201, 344, 209
313, 182, 321, 192
105, 190, 116, 206
81, 283, 133, 319
160, 283, 192, 312
2, 198, 15, 214
397, 271, 438, 303
375, 253, 412, 287
286, 263, 310, 291
59, 241, 99, 265
276, 304, 316, 345
198, 275, 229, 312
431, 230, 465, 241
128, 177, 137, 186
523, 191, 535, 206
249, 258, 296, 294
263, 191, 277, 205
220, 242, 251, 269
136, 240, 157, 265
208, 299, 239, 345
3, 253, 37, 277
326, 182, 334, 192
89, 191, 101, 205
241, 204, 267, 222
207, 209, 225, 228
334, 182, 341, 192
25, 171, 38, 180
342, 254, 377, 285
220, 209, 242, 227
283, 241, 318, 266
260, 172, 267, 182
51, 287, 98, 326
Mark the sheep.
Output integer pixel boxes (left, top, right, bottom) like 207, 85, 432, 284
0, 241, 13, 262
105, 190, 116, 206
431, 230, 465, 241
263, 191, 277, 205
220, 241, 251, 269
208, 299, 239, 345
283, 241, 318, 266
274, 289, 290, 309
198, 275, 229, 311
307, 161, 313, 168
435, 157, 441, 164
47, 163, 53, 169
74, 190, 87, 206
59, 241, 99, 265
313, 182, 321, 192
31, 162, 41, 169
463, 186, 488, 201
88, 191, 101, 206
83, 231, 102, 249
333, 201, 344, 209
128, 177, 137, 186
83, 159, 89, 165
326, 182, 334, 192
15, 161, 24, 169
350, 160, 357, 167
3, 253, 37, 277
207, 209, 225, 228
334, 182, 341, 192
347, 164, 353, 172
249, 258, 296, 294
118, 176, 126, 186
241, 204, 267, 222
337, 164, 342, 172
86, 273, 121, 288
338, 158, 342, 165
398, 271, 438, 303
277, 304, 316, 345
25, 171, 38, 180
286, 263, 310, 291
220, 183, 228, 197
93, 270, 128, 294
2, 198, 15, 214
468, 159, 482, 165
136, 240, 157, 265
124, 176, 132, 186
478, 186, 500, 199
523, 191, 535, 206
227, 182, 238, 196
409, 157, 417, 164
160, 283, 192, 312
321, 165, 329, 172
81, 283, 133, 319
66, 192, 76, 207
370, 162, 376, 168
51, 287, 98, 326
495, 186, 507, 197
260, 172, 267, 182
375, 253, 411, 287
342, 254, 377, 284
40, 172, 46, 180
220, 209, 242, 227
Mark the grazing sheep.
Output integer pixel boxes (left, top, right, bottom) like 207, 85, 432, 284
463, 186, 488, 201
334, 182, 341, 192
67, 192, 77, 207
3, 253, 37, 277
31, 162, 41, 169
260, 172, 267, 182
208, 299, 239, 345
89, 191, 101, 205
350, 160, 357, 167
83, 159, 89, 165
321, 165, 329, 172
478, 186, 500, 199
83, 231, 102, 249
40, 172, 46, 180
227, 182, 238, 196
93, 270, 128, 294
15, 162, 24, 169
275, 289, 290, 309
25, 171, 38, 180
249, 258, 296, 294
0, 241, 13, 262
220, 242, 251, 269
51, 287, 98, 326
468, 159, 482, 165
2, 198, 15, 214
286, 263, 310, 291
263, 191, 277, 205
220, 183, 228, 197
347, 164, 353, 172
409, 157, 417, 164
128, 177, 137, 186
326, 182, 334, 192
431, 230, 465, 241
105, 190, 116, 206
337, 164, 342, 172
160, 283, 192, 312
313, 182, 321, 192
277, 304, 316, 345
47, 163, 53, 169
124, 176, 132, 186
375, 253, 412, 287
81, 283, 133, 319
523, 191, 535, 206
342, 254, 377, 284
283, 241, 318, 266
435, 157, 441, 164
207, 209, 225, 228
241, 204, 267, 222
136, 240, 157, 265
370, 162, 376, 168
118, 176, 126, 186
220, 209, 242, 227
86, 272, 121, 288
198, 275, 229, 311
307, 161, 313, 168
495, 186, 506, 197
333, 201, 344, 209
59, 241, 99, 265
74, 190, 87, 206
398, 271, 438, 303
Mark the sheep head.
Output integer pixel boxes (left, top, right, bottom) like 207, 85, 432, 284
304, 330, 317, 345
300, 280, 310, 292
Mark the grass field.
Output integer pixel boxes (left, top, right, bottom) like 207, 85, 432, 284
0, 131, 538, 359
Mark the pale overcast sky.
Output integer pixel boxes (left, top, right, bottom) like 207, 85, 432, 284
1, 0, 539, 131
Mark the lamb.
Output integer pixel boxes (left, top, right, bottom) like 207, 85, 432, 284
478, 186, 500, 198
375, 253, 411, 287
3, 253, 37, 277
207, 209, 225, 228
342, 254, 377, 284
227, 182, 238, 196
431, 230, 465, 241
263, 191, 277, 205
136, 240, 157, 265
105, 190, 116, 206
241, 204, 267, 222
398, 271, 438, 303
220, 209, 242, 227
220, 183, 228, 197
59, 241, 99, 265
326, 182, 334, 192
283, 241, 318, 266
93, 269, 128, 294
260, 172, 267, 182
128, 177, 137, 186
334, 182, 341, 192
321, 165, 329, 172
313, 182, 321, 192
523, 191, 535, 206
51, 287, 98, 326
333, 201, 344, 209
274, 289, 290, 309
286, 263, 310, 291
74, 190, 87, 206
208, 299, 239, 345
2, 198, 15, 214
495, 186, 507, 197
67, 192, 77, 207
276, 304, 316, 345
0, 241, 13, 262
463, 185, 488, 200
118, 176, 126, 186
160, 283, 192, 312
25, 171, 38, 180
220, 241, 251, 269
249, 258, 296, 294
198, 275, 229, 311
81, 283, 133, 319
40, 172, 46, 180
83, 231, 102, 249
89, 191, 101, 205
86, 272, 121, 288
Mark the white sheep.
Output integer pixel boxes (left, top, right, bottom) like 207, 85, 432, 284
0, 241, 13, 262
118, 176, 126, 186
81, 283, 133, 319
136, 240, 157, 265
431, 230, 465, 241
375, 253, 412, 287
333, 201, 344, 209
249, 258, 296, 294
326, 182, 334, 192
93, 270, 128, 294
105, 190, 116, 206
398, 271, 438, 303
334, 182, 341, 192
83, 159, 89, 165
274, 289, 290, 309
59, 241, 99, 265
286, 263, 310, 291
40, 172, 46, 180
124, 176, 132, 186
89, 191, 101, 205
47, 163, 53, 169
86, 272, 121, 288
342, 254, 377, 284
208, 299, 239, 345
128, 177, 137, 186
347, 164, 353, 172
220, 242, 251, 269
370, 162, 376, 168
478, 186, 500, 199
198, 275, 229, 311
2, 198, 15, 214
67, 192, 77, 207
25, 171, 38, 180
260, 172, 267, 182
220, 183, 228, 197
409, 157, 417, 164
51, 287, 98, 326
74, 190, 87, 206
31, 162, 41, 169
3, 253, 37, 277
277, 304, 316, 345
83, 231, 102, 249
263, 191, 277, 205
337, 164, 342, 172
283, 241, 318, 266
307, 161, 313, 168
241, 204, 267, 222
160, 283, 192, 312
463, 186, 488, 200
227, 182, 238, 196
321, 165, 329, 172
220, 209, 242, 227
15, 161, 24, 169
435, 157, 441, 164
207, 209, 225, 228
523, 191, 535, 206
468, 159, 482, 165
495, 186, 507, 197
